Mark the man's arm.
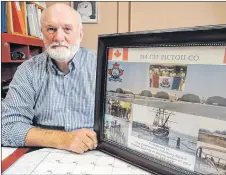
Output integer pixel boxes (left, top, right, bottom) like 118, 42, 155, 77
25, 127, 97, 153
2, 60, 97, 152
2, 61, 36, 147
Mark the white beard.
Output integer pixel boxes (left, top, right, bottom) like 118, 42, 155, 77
45, 40, 80, 62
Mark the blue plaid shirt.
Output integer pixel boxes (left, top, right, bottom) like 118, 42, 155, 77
1, 47, 97, 147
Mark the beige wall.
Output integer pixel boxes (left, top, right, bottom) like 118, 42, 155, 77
130, 2, 226, 31
46, 2, 226, 51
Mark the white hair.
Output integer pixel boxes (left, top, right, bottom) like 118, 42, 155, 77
44, 40, 80, 62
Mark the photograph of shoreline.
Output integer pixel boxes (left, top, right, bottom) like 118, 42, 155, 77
195, 117, 226, 175
131, 104, 199, 156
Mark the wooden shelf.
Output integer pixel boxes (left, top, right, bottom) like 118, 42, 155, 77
1, 1, 45, 80
1, 33, 44, 47
2, 60, 25, 63
1, 33, 44, 63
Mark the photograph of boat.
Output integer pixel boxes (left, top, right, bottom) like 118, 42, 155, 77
195, 117, 226, 175
131, 104, 199, 156
152, 108, 171, 138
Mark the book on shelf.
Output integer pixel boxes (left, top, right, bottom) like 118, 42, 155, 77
34, 1, 46, 8
11, 2, 26, 35
3, 1, 46, 39
26, 3, 42, 38
1, 1, 7, 32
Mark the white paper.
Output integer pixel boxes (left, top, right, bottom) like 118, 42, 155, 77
1, 147, 17, 160
2, 148, 153, 175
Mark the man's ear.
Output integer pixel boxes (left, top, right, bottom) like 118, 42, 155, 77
79, 28, 84, 43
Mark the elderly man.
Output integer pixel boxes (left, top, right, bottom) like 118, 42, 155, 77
2, 3, 97, 154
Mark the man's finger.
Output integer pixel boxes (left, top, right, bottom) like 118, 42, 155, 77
85, 130, 97, 146
79, 142, 89, 152
82, 136, 94, 150
70, 145, 84, 154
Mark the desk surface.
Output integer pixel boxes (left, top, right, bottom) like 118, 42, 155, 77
2, 147, 153, 175
2, 147, 17, 160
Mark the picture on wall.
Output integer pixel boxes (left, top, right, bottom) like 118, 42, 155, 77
71, 1, 98, 23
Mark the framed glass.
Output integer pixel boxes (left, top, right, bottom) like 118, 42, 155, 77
71, 1, 98, 24
94, 25, 226, 175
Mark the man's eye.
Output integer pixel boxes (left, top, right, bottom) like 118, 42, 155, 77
64, 28, 72, 31
47, 28, 56, 33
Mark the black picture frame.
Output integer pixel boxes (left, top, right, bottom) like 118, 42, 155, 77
71, 1, 98, 23
94, 24, 226, 175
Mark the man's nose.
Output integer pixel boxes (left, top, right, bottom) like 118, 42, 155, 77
54, 28, 65, 42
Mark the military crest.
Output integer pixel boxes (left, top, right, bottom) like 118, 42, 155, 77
108, 62, 124, 82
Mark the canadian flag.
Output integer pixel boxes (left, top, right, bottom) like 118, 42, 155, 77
108, 48, 128, 61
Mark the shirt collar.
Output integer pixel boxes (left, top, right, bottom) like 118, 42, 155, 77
47, 48, 84, 75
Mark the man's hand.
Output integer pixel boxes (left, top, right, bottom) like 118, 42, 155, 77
59, 128, 98, 154
25, 128, 98, 154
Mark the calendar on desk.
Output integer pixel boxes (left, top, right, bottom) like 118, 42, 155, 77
94, 25, 226, 175
2, 148, 152, 175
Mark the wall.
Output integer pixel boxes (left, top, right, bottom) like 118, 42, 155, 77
130, 2, 226, 31
46, 2, 226, 51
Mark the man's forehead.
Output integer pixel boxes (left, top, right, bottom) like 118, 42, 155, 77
44, 16, 76, 27
45, 19, 72, 26
43, 10, 77, 26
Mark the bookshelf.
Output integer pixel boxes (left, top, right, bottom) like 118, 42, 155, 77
1, 33, 44, 63
1, 1, 45, 81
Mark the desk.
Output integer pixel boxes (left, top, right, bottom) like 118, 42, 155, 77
2, 147, 153, 175
2, 147, 17, 160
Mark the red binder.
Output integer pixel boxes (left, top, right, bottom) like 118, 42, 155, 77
11, 2, 26, 34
